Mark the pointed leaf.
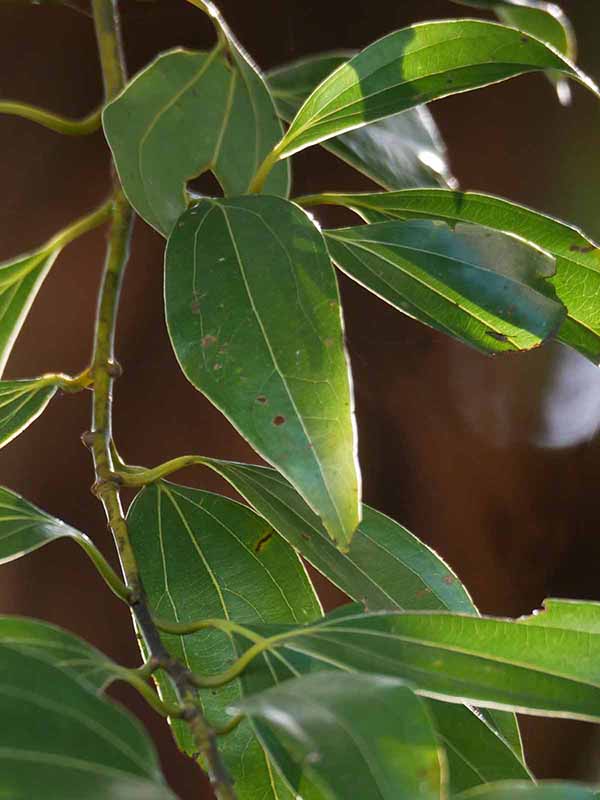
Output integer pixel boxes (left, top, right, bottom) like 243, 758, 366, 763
0, 643, 175, 799
236, 672, 446, 800
326, 219, 564, 354
267, 52, 455, 190
127, 481, 321, 800
0, 377, 58, 448
103, 48, 289, 236
276, 19, 598, 158
165, 195, 360, 546
322, 189, 600, 362
0, 246, 60, 377
456, 782, 599, 800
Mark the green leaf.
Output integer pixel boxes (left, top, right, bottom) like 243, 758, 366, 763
127, 481, 321, 800
204, 459, 474, 613
0, 246, 60, 377
318, 189, 600, 362
0, 377, 58, 449
325, 219, 564, 354
242, 605, 600, 723
0, 643, 175, 799
103, 47, 289, 237
0, 615, 118, 689
453, 1, 576, 103
520, 597, 600, 634
236, 672, 445, 800
276, 19, 598, 159
165, 195, 360, 547
267, 52, 455, 190
455, 782, 599, 800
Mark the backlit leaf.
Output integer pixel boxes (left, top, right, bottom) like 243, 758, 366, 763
456, 782, 599, 800
0, 377, 58, 449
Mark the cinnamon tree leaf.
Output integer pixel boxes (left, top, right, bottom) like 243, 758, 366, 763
103, 47, 288, 236
165, 195, 360, 547
325, 219, 564, 354
127, 481, 321, 800
456, 782, 599, 800
0, 377, 58, 449
267, 52, 455, 190
275, 20, 598, 159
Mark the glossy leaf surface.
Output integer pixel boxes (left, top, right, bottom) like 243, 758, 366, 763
326, 219, 563, 354
103, 48, 288, 236
127, 481, 321, 799
0, 377, 57, 449
277, 20, 597, 158
236, 672, 445, 800
243, 607, 600, 722
0, 485, 96, 565
456, 782, 599, 800
323, 189, 600, 362
0, 644, 175, 799
267, 52, 454, 190
0, 246, 60, 377
165, 195, 360, 546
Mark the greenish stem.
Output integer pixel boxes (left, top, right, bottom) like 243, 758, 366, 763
248, 147, 283, 193
75, 535, 132, 603
215, 715, 243, 737
0, 102, 101, 135
118, 454, 208, 486
38, 368, 94, 393
115, 667, 184, 718
294, 193, 342, 209
40, 196, 114, 255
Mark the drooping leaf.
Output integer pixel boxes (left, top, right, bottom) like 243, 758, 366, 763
241, 605, 600, 722
103, 47, 288, 236
455, 782, 599, 800
0, 643, 175, 799
165, 195, 360, 547
0, 377, 58, 449
0, 615, 118, 690
453, 0, 576, 103
0, 246, 61, 377
267, 52, 455, 190
275, 20, 598, 159
317, 189, 600, 362
127, 481, 321, 800
325, 219, 564, 354
236, 672, 446, 800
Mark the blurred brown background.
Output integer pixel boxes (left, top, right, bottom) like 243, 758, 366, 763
1, 0, 600, 795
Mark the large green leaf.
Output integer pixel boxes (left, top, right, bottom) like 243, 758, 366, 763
267, 52, 455, 190
202, 458, 525, 767
453, 1, 576, 103
236, 672, 445, 800
127, 481, 321, 800
325, 219, 564, 354
456, 782, 599, 800
239, 604, 600, 722
165, 195, 360, 547
0, 643, 175, 799
275, 19, 597, 159
0, 377, 58, 449
103, 46, 288, 237
0, 245, 60, 377
0, 615, 118, 689
312, 189, 600, 362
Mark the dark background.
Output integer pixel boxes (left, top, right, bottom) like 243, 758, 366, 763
1, 0, 600, 795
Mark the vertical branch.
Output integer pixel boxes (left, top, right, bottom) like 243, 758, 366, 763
88, 3, 237, 798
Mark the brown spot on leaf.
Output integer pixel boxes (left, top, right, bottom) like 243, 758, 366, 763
486, 330, 508, 343
202, 335, 217, 349
273, 415, 286, 426
301, 532, 311, 542
254, 530, 274, 554
256, 395, 268, 405
569, 243, 596, 254
443, 575, 455, 585
324, 338, 334, 348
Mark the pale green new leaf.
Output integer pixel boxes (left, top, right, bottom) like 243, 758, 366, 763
318, 189, 600, 362
456, 782, 599, 800
127, 481, 321, 800
0, 377, 58, 449
0, 644, 175, 799
165, 195, 360, 547
103, 47, 288, 236
276, 19, 598, 158
0, 246, 60, 377
326, 219, 564, 354
236, 672, 445, 800
267, 52, 455, 190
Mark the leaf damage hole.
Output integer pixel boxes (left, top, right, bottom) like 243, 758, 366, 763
254, 530, 274, 554
485, 330, 508, 343
273, 415, 286, 426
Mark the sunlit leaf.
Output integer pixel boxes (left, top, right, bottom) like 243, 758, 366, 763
127, 481, 321, 799
267, 52, 455, 190
276, 20, 598, 158
236, 672, 445, 800
165, 195, 360, 546
103, 47, 288, 236
326, 219, 564, 354
0, 377, 58, 449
